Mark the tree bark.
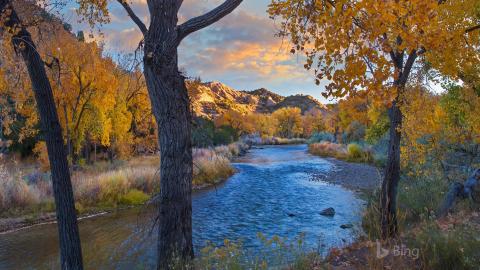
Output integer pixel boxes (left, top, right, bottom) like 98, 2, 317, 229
144, 60, 194, 269
0, 2, 84, 269
144, 6, 193, 268
115, 0, 242, 267
379, 48, 417, 239
380, 99, 402, 239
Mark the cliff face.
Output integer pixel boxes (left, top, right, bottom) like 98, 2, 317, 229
187, 81, 329, 118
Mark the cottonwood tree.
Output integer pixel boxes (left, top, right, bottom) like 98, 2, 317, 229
0, 1, 84, 268
76, 0, 243, 267
272, 107, 303, 138
269, 0, 480, 238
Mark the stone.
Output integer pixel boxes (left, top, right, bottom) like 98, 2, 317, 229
320, 207, 335, 216
340, 224, 353, 229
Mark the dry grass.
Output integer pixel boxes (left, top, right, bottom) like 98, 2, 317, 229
309, 142, 348, 158
0, 142, 248, 216
309, 142, 375, 163
243, 135, 306, 145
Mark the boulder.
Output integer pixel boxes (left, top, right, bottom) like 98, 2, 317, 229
320, 207, 335, 217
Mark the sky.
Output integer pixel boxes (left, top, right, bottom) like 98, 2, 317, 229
64, 0, 332, 102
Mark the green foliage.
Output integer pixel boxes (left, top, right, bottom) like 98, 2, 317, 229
347, 143, 363, 160
213, 125, 237, 145
196, 234, 312, 269
397, 173, 448, 224
440, 85, 469, 127
119, 189, 149, 205
307, 132, 335, 144
415, 224, 480, 270
192, 117, 215, 147
344, 121, 366, 143
365, 113, 390, 144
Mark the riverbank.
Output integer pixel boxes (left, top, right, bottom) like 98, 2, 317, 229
0, 142, 250, 233
310, 157, 480, 269
0, 144, 365, 269
313, 158, 382, 192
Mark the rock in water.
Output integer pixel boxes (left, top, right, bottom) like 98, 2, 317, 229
340, 224, 353, 229
320, 207, 335, 216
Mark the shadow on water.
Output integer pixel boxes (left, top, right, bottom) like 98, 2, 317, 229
0, 144, 364, 269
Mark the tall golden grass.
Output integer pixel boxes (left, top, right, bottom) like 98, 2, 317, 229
0, 142, 248, 215
308, 142, 375, 163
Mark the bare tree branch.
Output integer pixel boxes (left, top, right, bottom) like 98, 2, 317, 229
177, 0, 243, 42
117, 0, 147, 35
466, 24, 480, 33
398, 50, 418, 87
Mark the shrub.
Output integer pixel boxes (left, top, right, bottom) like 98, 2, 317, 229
397, 172, 448, 223
213, 126, 237, 145
344, 121, 366, 143
0, 163, 41, 213
307, 132, 335, 144
193, 150, 235, 186
347, 143, 363, 160
33, 142, 50, 172
120, 189, 149, 205
414, 224, 480, 269
308, 142, 347, 159
365, 115, 390, 144
192, 117, 215, 147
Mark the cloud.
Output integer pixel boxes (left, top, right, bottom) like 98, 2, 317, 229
70, 0, 324, 98
103, 27, 143, 51
180, 40, 307, 81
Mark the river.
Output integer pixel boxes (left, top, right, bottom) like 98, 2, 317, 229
0, 144, 364, 269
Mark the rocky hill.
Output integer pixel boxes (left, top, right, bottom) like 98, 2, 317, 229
187, 81, 329, 118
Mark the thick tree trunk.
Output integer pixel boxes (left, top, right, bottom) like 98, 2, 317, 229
380, 99, 402, 239
0, 2, 83, 269
144, 61, 193, 268
143, 9, 193, 265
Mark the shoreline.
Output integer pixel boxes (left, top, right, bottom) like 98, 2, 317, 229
0, 177, 237, 234
1, 148, 380, 234
312, 157, 382, 192
0, 144, 252, 234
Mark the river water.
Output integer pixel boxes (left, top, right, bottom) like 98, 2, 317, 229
0, 144, 364, 269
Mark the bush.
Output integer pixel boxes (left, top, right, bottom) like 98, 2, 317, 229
307, 132, 335, 144
308, 142, 347, 158
192, 117, 215, 147
415, 224, 480, 269
344, 121, 366, 143
347, 143, 363, 160
193, 148, 235, 186
365, 114, 390, 144
213, 126, 237, 145
33, 142, 50, 172
120, 189, 149, 205
397, 172, 448, 223
0, 163, 41, 213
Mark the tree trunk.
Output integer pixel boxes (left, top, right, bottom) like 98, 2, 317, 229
144, 62, 193, 268
437, 169, 480, 217
0, 2, 84, 269
144, 13, 193, 266
380, 99, 402, 239
63, 103, 73, 161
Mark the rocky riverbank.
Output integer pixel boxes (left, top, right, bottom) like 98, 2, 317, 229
311, 157, 382, 192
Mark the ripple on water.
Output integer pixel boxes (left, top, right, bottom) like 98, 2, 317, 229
0, 144, 364, 269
